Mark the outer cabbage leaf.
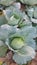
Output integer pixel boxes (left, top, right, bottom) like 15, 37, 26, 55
20, 0, 37, 5
35, 26, 37, 50
0, 45, 8, 57
0, 13, 7, 26
13, 46, 35, 64
0, 0, 16, 6
0, 24, 16, 40
25, 6, 37, 24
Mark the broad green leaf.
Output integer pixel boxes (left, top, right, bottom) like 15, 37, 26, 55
13, 2, 21, 9
25, 6, 37, 24
20, 26, 36, 49
0, 40, 4, 46
34, 6, 37, 19
35, 26, 37, 50
32, 25, 37, 50
0, 0, 16, 6
18, 20, 31, 28
17, 46, 35, 57
0, 24, 16, 40
0, 45, 8, 57
35, 37, 37, 50
13, 46, 35, 64
36, 26, 37, 37
26, 6, 37, 19
25, 6, 34, 18
20, 0, 37, 5
0, 12, 7, 26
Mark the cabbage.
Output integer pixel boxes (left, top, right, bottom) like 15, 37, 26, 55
10, 37, 24, 50
3, 6, 30, 26
5, 23, 36, 64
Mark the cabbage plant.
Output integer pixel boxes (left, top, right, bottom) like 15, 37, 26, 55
3, 6, 26, 26
5, 21, 36, 64
0, 0, 37, 65
25, 6, 37, 24
3, 5, 30, 27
